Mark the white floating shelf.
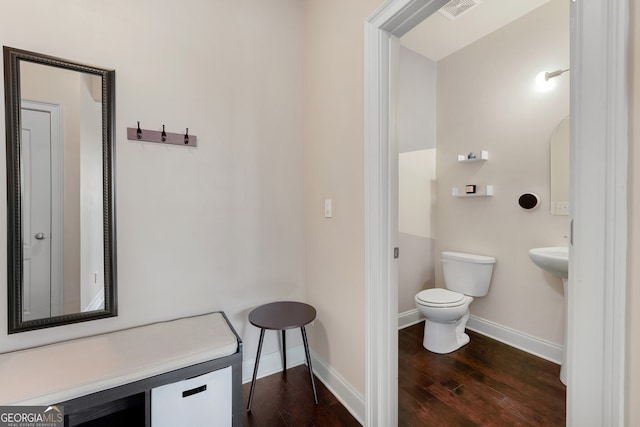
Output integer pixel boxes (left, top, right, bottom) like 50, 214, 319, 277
458, 150, 489, 162
452, 185, 494, 197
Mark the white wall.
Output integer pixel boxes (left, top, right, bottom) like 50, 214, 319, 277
0, 0, 305, 367
398, 47, 437, 154
627, 1, 640, 424
435, 0, 570, 345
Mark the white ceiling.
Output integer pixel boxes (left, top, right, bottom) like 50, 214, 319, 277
400, 0, 550, 61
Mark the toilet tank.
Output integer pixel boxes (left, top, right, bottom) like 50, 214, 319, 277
441, 251, 496, 297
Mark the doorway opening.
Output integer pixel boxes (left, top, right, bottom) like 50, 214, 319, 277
397, 0, 568, 392
364, 0, 628, 426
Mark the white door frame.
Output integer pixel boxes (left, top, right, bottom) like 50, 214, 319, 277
364, 0, 628, 426
21, 99, 65, 317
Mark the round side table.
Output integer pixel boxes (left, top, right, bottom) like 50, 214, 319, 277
246, 301, 317, 411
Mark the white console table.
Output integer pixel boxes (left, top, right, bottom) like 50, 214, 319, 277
0, 312, 242, 426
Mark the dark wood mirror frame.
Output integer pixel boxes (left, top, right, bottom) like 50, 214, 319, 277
3, 46, 117, 333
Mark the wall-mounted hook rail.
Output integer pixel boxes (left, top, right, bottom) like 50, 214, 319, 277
127, 122, 197, 147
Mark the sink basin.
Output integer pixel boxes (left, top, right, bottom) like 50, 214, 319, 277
528, 246, 569, 385
528, 247, 569, 279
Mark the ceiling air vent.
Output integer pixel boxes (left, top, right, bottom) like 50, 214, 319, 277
438, 0, 482, 21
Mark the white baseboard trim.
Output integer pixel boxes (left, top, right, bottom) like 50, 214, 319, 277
397, 311, 563, 365
241, 344, 365, 424
466, 315, 563, 365
398, 308, 423, 330
242, 345, 306, 383
310, 350, 365, 425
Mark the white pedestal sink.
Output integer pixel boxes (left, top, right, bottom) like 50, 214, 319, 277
528, 247, 569, 385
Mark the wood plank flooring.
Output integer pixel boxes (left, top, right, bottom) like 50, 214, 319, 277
242, 365, 361, 427
399, 322, 566, 426
243, 321, 566, 426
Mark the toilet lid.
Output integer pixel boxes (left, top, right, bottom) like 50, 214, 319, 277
416, 288, 466, 306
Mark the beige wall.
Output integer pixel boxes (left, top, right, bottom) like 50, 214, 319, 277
0, 0, 306, 365
399, 150, 436, 239
627, 1, 640, 424
398, 150, 436, 313
435, 0, 570, 345
303, 0, 381, 395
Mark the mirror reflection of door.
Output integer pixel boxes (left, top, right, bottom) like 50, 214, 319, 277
21, 101, 64, 321
19, 60, 106, 321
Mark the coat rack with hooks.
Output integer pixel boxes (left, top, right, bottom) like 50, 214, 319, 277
127, 122, 197, 147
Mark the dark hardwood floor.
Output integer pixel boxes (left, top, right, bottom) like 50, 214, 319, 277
242, 365, 361, 427
242, 321, 566, 426
399, 322, 566, 426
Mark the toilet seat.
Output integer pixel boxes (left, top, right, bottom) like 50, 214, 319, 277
416, 288, 466, 307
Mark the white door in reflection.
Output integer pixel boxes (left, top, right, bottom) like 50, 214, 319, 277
21, 102, 64, 321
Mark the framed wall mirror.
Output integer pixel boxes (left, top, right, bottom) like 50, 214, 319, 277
3, 46, 117, 333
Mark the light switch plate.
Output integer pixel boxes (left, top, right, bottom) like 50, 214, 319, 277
324, 199, 332, 218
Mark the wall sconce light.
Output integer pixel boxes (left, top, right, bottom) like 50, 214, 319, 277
535, 68, 569, 93
544, 68, 570, 81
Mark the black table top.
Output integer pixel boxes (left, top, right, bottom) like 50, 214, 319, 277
249, 301, 316, 330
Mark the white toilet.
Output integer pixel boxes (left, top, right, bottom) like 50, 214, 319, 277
415, 251, 495, 354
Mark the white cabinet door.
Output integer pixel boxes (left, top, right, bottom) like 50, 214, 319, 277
151, 367, 232, 427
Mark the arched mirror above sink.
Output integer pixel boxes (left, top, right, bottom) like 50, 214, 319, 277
550, 115, 569, 215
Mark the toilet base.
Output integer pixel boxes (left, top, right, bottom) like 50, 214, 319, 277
422, 310, 471, 354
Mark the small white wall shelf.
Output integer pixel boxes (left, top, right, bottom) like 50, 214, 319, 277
452, 185, 494, 197
458, 150, 488, 162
